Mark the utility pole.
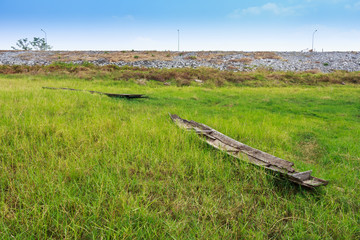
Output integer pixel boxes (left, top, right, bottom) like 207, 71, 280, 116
312, 29, 317, 52
177, 29, 180, 51
41, 29, 47, 50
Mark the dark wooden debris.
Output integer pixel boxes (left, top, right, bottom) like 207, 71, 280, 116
42, 87, 147, 99
170, 114, 328, 188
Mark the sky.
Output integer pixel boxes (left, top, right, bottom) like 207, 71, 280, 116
0, 0, 359, 51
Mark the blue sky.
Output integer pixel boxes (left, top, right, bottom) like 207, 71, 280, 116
1, 0, 359, 51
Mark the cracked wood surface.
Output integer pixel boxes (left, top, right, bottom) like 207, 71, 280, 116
170, 114, 328, 188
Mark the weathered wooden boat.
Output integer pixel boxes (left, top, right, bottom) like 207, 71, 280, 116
170, 114, 328, 188
43, 87, 147, 99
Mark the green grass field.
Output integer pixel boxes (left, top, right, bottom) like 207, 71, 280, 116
1, 73, 359, 239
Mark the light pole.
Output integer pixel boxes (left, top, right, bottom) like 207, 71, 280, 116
41, 29, 47, 50
177, 29, 180, 52
312, 29, 317, 52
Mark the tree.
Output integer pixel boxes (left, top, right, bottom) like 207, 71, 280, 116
11, 37, 52, 51
11, 38, 32, 50
30, 37, 52, 50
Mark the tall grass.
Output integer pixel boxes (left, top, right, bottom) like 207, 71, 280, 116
1, 63, 360, 87
0, 75, 359, 239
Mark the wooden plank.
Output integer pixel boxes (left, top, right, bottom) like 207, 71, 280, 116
42, 86, 147, 99
202, 128, 295, 172
170, 114, 328, 188
292, 171, 312, 181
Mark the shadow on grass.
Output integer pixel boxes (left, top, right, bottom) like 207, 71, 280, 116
266, 171, 325, 196
198, 139, 326, 197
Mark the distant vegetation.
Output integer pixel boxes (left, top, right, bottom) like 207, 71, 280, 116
0, 62, 359, 87
11, 37, 52, 51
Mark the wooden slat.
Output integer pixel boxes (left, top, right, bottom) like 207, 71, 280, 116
43, 86, 147, 99
292, 171, 312, 181
170, 114, 328, 188
204, 129, 295, 172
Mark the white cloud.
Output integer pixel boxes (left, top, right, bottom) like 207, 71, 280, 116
122, 15, 135, 21
229, 3, 302, 18
345, 1, 360, 10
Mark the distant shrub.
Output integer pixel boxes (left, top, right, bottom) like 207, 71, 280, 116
185, 56, 197, 60
82, 61, 95, 68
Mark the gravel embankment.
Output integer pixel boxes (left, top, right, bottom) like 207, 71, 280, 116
0, 51, 359, 72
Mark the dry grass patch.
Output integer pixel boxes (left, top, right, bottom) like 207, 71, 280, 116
17, 51, 177, 62
8, 51, 286, 64
49, 51, 236, 63
304, 69, 322, 74
298, 140, 323, 164
1, 63, 360, 86
244, 51, 282, 60
230, 58, 253, 64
